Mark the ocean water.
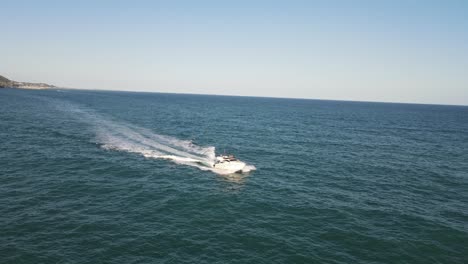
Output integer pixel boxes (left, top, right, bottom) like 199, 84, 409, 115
1, 88, 467, 263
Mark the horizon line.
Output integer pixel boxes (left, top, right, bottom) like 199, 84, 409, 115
53, 86, 468, 107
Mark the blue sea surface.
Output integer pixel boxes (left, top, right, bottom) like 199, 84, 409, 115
1, 88, 467, 263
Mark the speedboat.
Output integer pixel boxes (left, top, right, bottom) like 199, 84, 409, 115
213, 154, 246, 173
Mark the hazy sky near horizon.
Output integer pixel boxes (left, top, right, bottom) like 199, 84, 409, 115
2, 0, 468, 105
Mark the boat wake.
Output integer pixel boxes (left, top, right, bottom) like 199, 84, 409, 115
97, 123, 256, 174
99, 124, 217, 169
55, 100, 255, 175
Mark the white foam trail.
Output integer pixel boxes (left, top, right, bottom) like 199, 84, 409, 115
95, 120, 216, 169
52, 100, 254, 175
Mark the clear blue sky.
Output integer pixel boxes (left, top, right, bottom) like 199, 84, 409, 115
2, 0, 467, 105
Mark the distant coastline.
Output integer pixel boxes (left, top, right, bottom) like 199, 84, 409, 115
1, 74, 466, 107
0, 74, 56, 90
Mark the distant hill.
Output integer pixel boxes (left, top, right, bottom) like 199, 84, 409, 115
0, 74, 56, 89
0, 75, 12, 85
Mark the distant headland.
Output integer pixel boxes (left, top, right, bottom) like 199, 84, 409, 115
0, 74, 56, 89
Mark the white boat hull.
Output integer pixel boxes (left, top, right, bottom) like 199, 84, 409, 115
213, 160, 246, 173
